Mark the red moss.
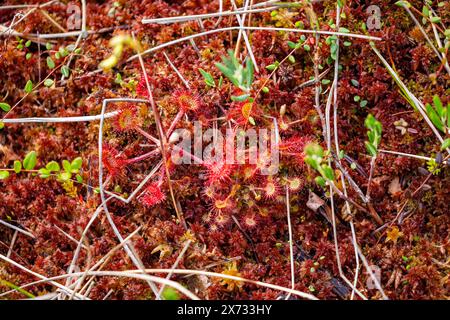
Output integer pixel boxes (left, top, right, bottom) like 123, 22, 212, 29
140, 182, 166, 207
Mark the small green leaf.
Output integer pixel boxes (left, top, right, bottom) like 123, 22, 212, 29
25, 40, 31, 47
162, 287, 180, 300
432, 95, 444, 118
367, 131, 375, 144
288, 55, 296, 64
426, 103, 445, 132
360, 100, 368, 108
46, 161, 60, 172
14, 160, 22, 173
338, 150, 345, 159
199, 68, 215, 87
38, 168, 50, 178
60, 171, 71, 181
248, 116, 256, 126
59, 46, 69, 57
287, 41, 296, 49
351, 79, 359, 87
47, 57, 55, 69
430, 16, 441, 23
395, 1, 411, 8
61, 66, 70, 78
303, 44, 311, 52
44, 79, 54, 87
26, 53, 32, 60
447, 104, 450, 128
321, 79, 331, 85
338, 27, 350, 33
24, 80, 33, 93
305, 143, 324, 158
330, 43, 338, 54
365, 142, 377, 157
0, 102, 11, 112
76, 174, 83, 183
305, 157, 319, 170
23, 151, 37, 170
441, 138, 450, 151
0, 121, 4, 129
231, 94, 250, 102
322, 165, 335, 181
71, 157, 83, 171
350, 162, 357, 170
45, 42, 53, 50
343, 41, 352, 47
315, 176, 326, 187
266, 63, 277, 71
62, 160, 71, 173
0, 170, 10, 179
262, 86, 269, 93
353, 95, 361, 102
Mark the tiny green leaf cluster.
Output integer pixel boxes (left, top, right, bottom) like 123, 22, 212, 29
0, 151, 37, 179
216, 50, 254, 98
365, 114, 382, 157
0, 151, 83, 184
38, 157, 83, 182
286, 34, 310, 52
304, 143, 335, 187
425, 95, 449, 134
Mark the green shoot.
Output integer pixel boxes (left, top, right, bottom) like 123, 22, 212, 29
216, 50, 254, 95
425, 95, 449, 134
304, 143, 335, 187
365, 114, 382, 157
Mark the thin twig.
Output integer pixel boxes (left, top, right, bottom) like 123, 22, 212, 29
285, 186, 295, 300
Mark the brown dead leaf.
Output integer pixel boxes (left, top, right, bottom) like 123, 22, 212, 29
307, 191, 325, 212
388, 177, 402, 196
